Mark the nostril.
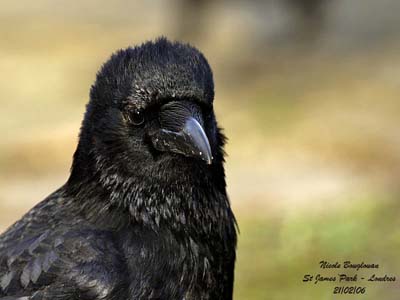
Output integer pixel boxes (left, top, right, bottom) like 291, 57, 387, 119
159, 101, 203, 132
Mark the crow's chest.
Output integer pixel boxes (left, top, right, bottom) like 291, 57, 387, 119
118, 228, 222, 300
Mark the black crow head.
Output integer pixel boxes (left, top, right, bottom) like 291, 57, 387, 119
69, 38, 225, 184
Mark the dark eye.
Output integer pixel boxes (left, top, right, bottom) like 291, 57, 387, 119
128, 109, 145, 126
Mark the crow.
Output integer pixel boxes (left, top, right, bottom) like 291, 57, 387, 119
0, 38, 237, 300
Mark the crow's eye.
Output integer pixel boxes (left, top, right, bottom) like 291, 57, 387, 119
128, 109, 145, 126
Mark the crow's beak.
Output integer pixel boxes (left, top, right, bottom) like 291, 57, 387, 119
151, 117, 213, 164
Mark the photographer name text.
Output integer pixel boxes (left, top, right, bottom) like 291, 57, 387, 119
302, 260, 396, 295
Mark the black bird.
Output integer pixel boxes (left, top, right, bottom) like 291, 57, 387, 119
0, 38, 237, 300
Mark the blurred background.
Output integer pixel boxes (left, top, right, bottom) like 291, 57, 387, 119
1, 0, 400, 299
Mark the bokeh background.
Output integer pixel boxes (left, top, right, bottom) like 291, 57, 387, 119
1, 1, 400, 299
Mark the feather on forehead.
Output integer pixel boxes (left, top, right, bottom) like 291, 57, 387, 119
91, 37, 214, 110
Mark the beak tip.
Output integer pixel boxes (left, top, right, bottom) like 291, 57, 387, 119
153, 117, 214, 165
198, 151, 213, 165
183, 118, 213, 165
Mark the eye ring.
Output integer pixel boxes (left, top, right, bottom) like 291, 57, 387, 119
128, 109, 145, 126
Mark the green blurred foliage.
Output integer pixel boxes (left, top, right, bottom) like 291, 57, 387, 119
236, 195, 400, 300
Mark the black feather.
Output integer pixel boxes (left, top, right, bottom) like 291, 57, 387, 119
0, 38, 237, 300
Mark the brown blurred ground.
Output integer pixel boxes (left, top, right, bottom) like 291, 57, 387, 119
1, 1, 400, 299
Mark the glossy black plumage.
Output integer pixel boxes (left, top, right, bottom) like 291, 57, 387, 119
0, 38, 237, 300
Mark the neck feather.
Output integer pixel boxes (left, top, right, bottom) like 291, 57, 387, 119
65, 156, 233, 239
